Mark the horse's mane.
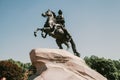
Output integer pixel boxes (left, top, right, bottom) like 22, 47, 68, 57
51, 11, 56, 18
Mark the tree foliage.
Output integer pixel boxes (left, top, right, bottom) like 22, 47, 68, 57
7, 59, 32, 80
0, 60, 23, 80
84, 55, 120, 80
8, 59, 31, 72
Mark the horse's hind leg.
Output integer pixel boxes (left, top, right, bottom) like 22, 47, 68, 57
56, 39, 63, 49
70, 38, 80, 57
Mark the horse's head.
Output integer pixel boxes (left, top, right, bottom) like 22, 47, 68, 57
41, 9, 56, 33
41, 9, 56, 18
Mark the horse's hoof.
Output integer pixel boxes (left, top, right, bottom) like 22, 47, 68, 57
34, 32, 37, 37
75, 52, 80, 57
40, 28, 43, 31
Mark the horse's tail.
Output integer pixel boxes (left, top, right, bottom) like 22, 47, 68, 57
70, 38, 80, 57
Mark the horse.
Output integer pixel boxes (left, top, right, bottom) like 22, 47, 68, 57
34, 9, 80, 57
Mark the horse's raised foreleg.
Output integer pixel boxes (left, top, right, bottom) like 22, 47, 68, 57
41, 31, 47, 38
70, 38, 80, 57
34, 28, 48, 38
34, 28, 42, 37
56, 39, 63, 49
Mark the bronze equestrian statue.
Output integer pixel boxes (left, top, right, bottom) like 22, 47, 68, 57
34, 9, 80, 57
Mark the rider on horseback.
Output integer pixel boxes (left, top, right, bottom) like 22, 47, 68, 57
56, 10, 65, 27
56, 10, 71, 41
34, 9, 80, 57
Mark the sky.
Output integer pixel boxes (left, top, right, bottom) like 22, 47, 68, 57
0, 0, 120, 63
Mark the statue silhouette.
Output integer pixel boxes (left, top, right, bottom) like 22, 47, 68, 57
34, 9, 80, 57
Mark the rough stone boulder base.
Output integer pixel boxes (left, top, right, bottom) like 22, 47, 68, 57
29, 48, 107, 80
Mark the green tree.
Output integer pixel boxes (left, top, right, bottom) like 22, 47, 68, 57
8, 59, 31, 72
84, 55, 120, 80
0, 60, 23, 80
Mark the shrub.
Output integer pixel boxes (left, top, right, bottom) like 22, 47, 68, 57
84, 55, 120, 80
0, 60, 23, 80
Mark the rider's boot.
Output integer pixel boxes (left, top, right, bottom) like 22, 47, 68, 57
64, 29, 71, 41
60, 24, 71, 41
